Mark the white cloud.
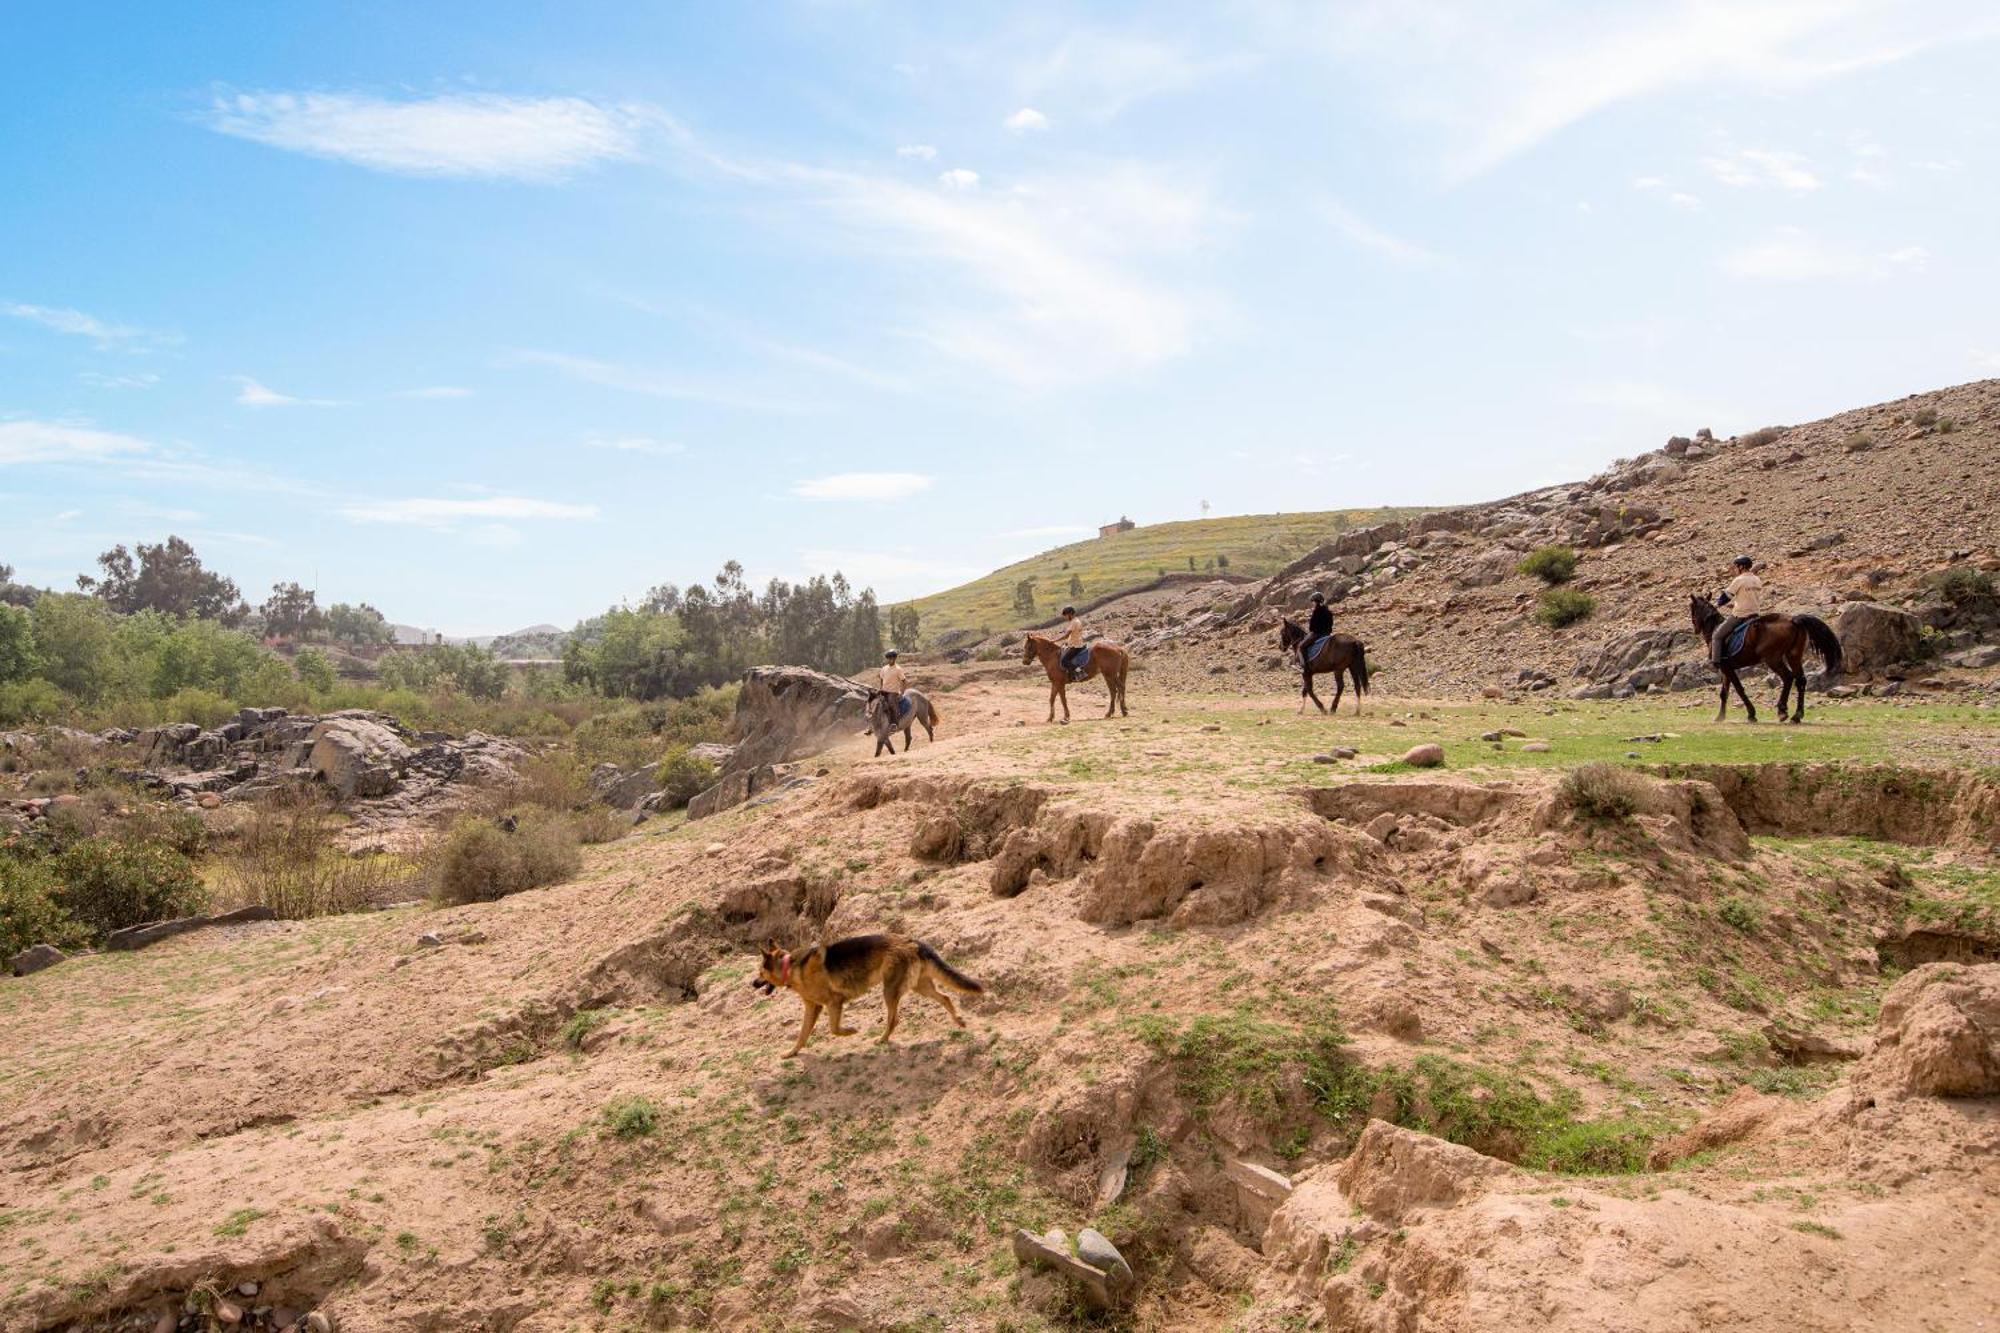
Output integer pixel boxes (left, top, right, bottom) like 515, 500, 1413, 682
0, 419, 154, 466
395, 385, 474, 399
1722, 229, 1928, 281
78, 371, 162, 390
3, 301, 175, 348
791, 472, 935, 502
338, 495, 600, 525
204, 91, 644, 181
1280, 3, 1997, 180
938, 168, 981, 190
1004, 107, 1050, 133
234, 376, 343, 407
897, 144, 938, 160
587, 436, 683, 456
1704, 147, 1821, 191
1317, 199, 1441, 265
1631, 176, 1702, 210
798, 547, 982, 594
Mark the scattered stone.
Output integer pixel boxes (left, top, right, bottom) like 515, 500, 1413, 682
153, 1313, 176, 1333
215, 1299, 243, 1325
1331, 747, 1358, 760
1479, 730, 1502, 742
417, 932, 444, 948
104, 905, 275, 953
1499, 728, 1527, 738
1096, 1145, 1132, 1207
1400, 743, 1444, 768
236, 1281, 260, 1298
1310, 753, 1338, 764
306, 1314, 335, 1333
1521, 742, 1552, 753
1481, 685, 1505, 699
1076, 1229, 1135, 1296
1387, 718, 1407, 728
1011, 1227, 1117, 1309
1200, 724, 1222, 733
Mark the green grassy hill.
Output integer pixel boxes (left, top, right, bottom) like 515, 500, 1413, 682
898, 507, 1426, 642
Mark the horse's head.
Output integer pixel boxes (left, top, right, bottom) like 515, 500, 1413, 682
1277, 619, 1303, 651
1020, 635, 1042, 664
1689, 593, 1719, 635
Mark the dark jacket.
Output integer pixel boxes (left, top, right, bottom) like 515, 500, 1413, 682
1307, 604, 1333, 637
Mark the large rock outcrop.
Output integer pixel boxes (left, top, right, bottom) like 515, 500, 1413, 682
1834, 601, 1924, 673
307, 715, 413, 799
688, 666, 870, 820
1854, 962, 2000, 1099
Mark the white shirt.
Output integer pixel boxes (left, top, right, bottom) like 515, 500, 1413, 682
1725, 573, 1765, 616
880, 663, 907, 693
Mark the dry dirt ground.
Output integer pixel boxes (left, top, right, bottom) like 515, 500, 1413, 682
3, 670, 1998, 1333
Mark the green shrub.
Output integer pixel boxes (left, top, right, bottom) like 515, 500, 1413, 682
52, 838, 206, 937
656, 746, 717, 809
292, 647, 336, 693
1842, 431, 1875, 453
1930, 567, 1994, 605
0, 858, 86, 957
1718, 897, 1762, 933
563, 1008, 612, 1050
1559, 762, 1645, 820
430, 813, 582, 905
1536, 587, 1596, 628
1910, 407, 1938, 428
603, 1094, 659, 1138
214, 790, 412, 919
1516, 546, 1579, 585
0, 679, 70, 726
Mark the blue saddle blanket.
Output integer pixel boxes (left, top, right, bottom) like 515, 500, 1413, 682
1724, 621, 1753, 659
1061, 645, 1092, 674
1303, 634, 1330, 662
893, 693, 913, 722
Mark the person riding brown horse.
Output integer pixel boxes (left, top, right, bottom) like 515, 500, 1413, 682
1277, 615, 1370, 714
1021, 629, 1130, 723
1689, 592, 1842, 723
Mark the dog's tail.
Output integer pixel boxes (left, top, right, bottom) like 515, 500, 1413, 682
917, 941, 983, 993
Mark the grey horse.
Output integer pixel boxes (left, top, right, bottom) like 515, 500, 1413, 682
866, 689, 939, 756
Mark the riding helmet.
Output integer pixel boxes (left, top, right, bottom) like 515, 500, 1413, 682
1061, 605, 1076, 616
884, 649, 898, 659
1310, 591, 1325, 604
1733, 554, 1754, 569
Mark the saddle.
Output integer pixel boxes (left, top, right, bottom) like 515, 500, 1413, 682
1062, 645, 1092, 680
894, 693, 914, 722
1302, 634, 1331, 663
1720, 614, 1778, 661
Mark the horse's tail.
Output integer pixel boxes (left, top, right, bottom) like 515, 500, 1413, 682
926, 695, 941, 731
1794, 614, 1842, 678
1352, 642, 1369, 695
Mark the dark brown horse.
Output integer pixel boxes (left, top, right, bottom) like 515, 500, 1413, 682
1277, 618, 1370, 715
1021, 633, 1130, 723
1689, 594, 1843, 724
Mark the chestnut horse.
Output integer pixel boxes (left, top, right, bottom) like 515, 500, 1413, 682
1021, 633, 1130, 723
1689, 594, 1843, 724
1277, 618, 1370, 715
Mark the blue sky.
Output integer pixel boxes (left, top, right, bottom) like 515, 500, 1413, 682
4, 1, 1996, 633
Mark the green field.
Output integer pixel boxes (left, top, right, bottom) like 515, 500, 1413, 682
898, 507, 1426, 641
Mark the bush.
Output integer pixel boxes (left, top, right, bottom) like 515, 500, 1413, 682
1842, 431, 1875, 453
0, 679, 70, 726
1740, 426, 1784, 448
213, 789, 414, 919
0, 857, 86, 957
51, 838, 206, 937
602, 1094, 658, 1139
293, 647, 336, 693
656, 745, 717, 809
431, 813, 582, 905
1536, 587, 1596, 628
1910, 407, 1938, 428
1517, 546, 1579, 585
1930, 567, 1995, 605
1560, 763, 1645, 820
1718, 897, 1762, 933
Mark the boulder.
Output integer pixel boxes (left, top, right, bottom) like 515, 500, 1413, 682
594, 764, 660, 811
308, 716, 412, 798
1834, 602, 1924, 674
9, 943, 67, 977
1075, 1229, 1134, 1296
1854, 962, 2000, 1098
724, 666, 873, 772
687, 763, 777, 821
1401, 743, 1445, 768
1944, 643, 2000, 669
1335, 1120, 1513, 1221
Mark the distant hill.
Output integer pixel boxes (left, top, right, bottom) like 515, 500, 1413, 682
388, 622, 568, 659
896, 508, 1427, 642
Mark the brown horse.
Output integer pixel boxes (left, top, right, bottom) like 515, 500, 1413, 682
1021, 633, 1130, 723
1277, 618, 1370, 715
1689, 594, 1843, 724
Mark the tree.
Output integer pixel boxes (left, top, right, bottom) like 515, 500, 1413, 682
29, 594, 116, 700
325, 602, 392, 648
78, 537, 245, 622
1013, 577, 1038, 618
0, 604, 37, 683
1216, 553, 1230, 570
262, 582, 323, 640
0, 563, 32, 609
886, 604, 920, 654
293, 647, 336, 693
1068, 573, 1084, 598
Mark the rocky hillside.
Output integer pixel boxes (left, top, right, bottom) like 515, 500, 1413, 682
1130, 379, 2000, 699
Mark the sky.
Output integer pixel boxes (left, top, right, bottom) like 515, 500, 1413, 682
3, 1, 1997, 634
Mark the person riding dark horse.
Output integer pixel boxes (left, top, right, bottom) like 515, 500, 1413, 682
1055, 606, 1088, 682
1301, 591, 1334, 666
1710, 554, 1765, 665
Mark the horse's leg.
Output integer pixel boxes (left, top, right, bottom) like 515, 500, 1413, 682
1716, 675, 1729, 722
1330, 672, 1344, 716
1047, 678, 1058, 724
1730, 669, 1757, 722
1117, 666, 1128, 717
1775, 666, 1792, 720
921, 711, 935, 743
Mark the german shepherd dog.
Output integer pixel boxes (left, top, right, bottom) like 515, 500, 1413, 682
753, 934, 983, 1057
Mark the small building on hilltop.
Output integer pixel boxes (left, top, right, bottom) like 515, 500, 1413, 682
1098, 516, 1137, 539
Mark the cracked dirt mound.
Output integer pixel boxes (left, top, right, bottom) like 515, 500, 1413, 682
3, 678, 1998, 1332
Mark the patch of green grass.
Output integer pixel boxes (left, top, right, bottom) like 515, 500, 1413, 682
211, 1208, 266, 1237
1718, 896, 1762, 933
1518, 546, 1579, 585
1791, 1220, 1843, 1239
561, 1008, 612, 1051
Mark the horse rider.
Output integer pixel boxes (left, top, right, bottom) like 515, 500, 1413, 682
1302, 591, 1333, 664
1056, 605, 1089, 681
879, 648, 909, 719
1711, 555, 1765, 664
